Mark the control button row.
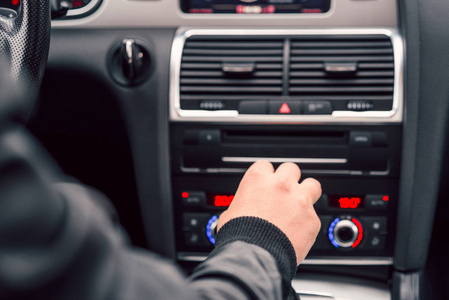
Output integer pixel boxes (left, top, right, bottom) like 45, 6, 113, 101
238, 100, 332, 115
183, 213, 211, 247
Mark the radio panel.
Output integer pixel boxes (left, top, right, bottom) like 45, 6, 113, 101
171, 124, 400, 264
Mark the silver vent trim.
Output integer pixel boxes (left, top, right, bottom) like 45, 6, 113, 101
169, 28, 404, 124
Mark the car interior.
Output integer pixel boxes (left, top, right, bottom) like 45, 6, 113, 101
3, 0, 449, 299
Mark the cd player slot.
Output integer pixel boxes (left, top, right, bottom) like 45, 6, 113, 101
223, 130, 347, 145
221, 157, 347, 164
179, 128, 390, 173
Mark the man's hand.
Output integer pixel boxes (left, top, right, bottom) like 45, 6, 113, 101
217, 160, 322, 265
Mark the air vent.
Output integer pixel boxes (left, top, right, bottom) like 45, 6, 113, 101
171, 29, 403, 123
180, 38, 284, 108
289, 36, 394, 107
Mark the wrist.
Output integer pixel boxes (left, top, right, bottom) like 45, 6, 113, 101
214, 216, 297, 281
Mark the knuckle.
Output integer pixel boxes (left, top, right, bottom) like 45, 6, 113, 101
274, 177, 292, 193
246, 160, 269, 178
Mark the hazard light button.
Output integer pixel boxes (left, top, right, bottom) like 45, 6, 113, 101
268, 101, 301, 114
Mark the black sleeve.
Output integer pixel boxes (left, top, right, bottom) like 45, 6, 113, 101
191, 217, 299, 300
0, 125, 298, 300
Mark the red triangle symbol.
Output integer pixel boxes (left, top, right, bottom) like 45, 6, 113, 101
279, 103, 291, 114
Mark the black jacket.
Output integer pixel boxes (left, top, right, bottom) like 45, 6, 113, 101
0, 77, 298, 300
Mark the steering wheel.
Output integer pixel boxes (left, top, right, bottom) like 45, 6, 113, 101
0, 0, 51, 111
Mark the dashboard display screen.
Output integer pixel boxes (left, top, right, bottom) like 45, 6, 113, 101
181, 0, 331, 14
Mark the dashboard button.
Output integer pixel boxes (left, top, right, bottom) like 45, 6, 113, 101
184, 231, 209, 247
349, 131, 372, 147
199, 130, 221, 144
268, 101, 301, 114
183, 213, 209, 229
364, 235, 386, 250
360, 217, 387, 234
366, 194, 389, 210
238, 100, 267, 114
182, 191, 206, 206
303, 101, 332, 114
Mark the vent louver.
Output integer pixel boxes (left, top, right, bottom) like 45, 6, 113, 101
289, 36, 395, 104
180, 38, 284, 103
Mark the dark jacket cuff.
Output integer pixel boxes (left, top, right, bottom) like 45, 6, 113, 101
214, 216, 298, 298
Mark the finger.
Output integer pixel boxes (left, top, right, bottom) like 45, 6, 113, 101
242, 160, 275, 181
236, 160, 275, 194
275, 162, 301, 183
299, 178, 322, 204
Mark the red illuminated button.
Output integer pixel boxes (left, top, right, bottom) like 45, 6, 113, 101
12, 0, 20, 5
182, 191, 206, 206
268, 101, 300, 114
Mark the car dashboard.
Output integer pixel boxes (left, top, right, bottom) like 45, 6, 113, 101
28, 0, 449, 299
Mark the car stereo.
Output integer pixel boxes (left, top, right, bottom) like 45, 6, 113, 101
169, 28, 403, 266
181, 0, 331, 14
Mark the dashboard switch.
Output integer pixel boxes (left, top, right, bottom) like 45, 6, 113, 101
198, 130, 221, 145
349, 131, 372, 147
268, 101, 301, 114
365, 235, 386, 250
238, 100, 267, 114
366, 194, 389, 210
182, 191, 206, 206
303, 101, 332, 114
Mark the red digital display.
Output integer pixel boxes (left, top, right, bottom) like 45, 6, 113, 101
339, 197, 361, 209
207, 194, 235, 207
329, 195, 364, 209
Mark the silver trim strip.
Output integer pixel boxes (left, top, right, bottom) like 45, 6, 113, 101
177, 253, 394, 265
296, 291, 334, 299
65, 0, 102, 17
222, 157, 347, 164
169, 28, 404, 124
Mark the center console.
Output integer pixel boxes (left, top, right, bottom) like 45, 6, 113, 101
169, 28, 403, 266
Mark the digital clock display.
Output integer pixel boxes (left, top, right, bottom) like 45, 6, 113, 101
181, 0, 331, 14
207, 194, 235, 207
328, 195, 364, 209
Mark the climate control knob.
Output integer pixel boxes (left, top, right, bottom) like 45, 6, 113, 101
328, 217, 363, 248
206, 215, 219, 245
